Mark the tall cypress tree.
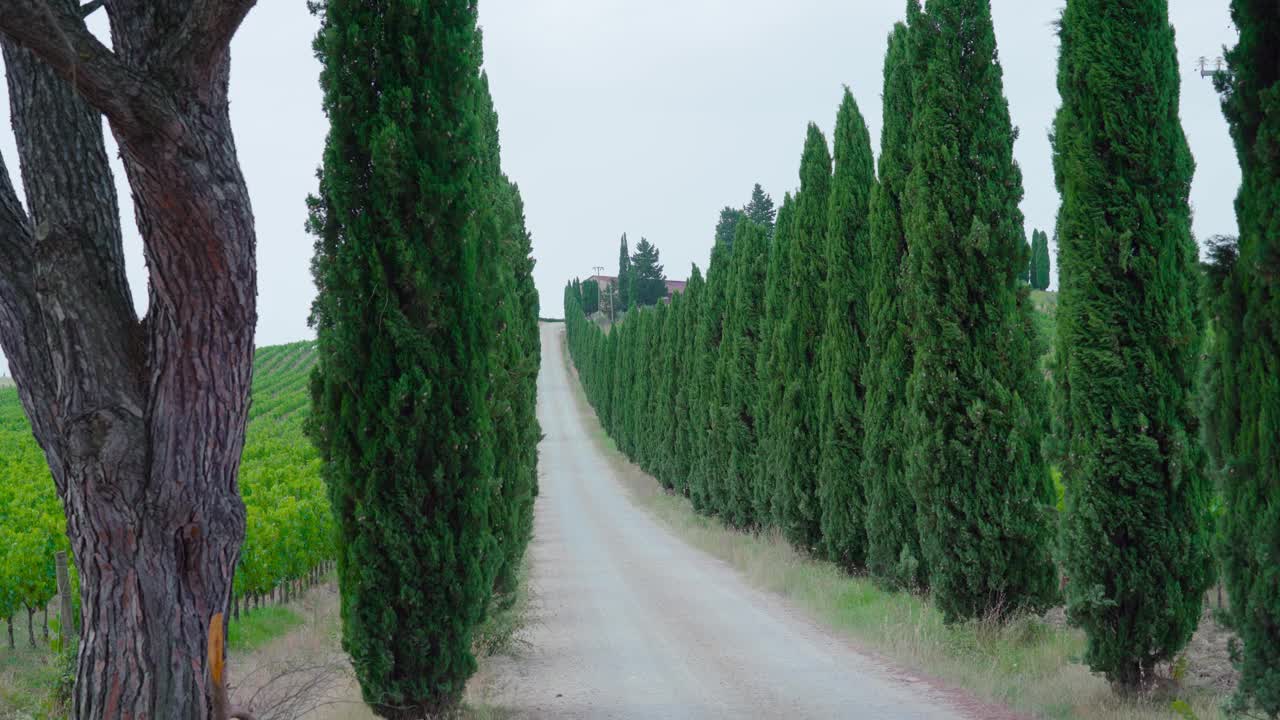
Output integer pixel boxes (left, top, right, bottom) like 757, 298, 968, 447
1054, 0, 1212, 689
775, 125, 833, 551
1030, 229, 1051, 290
475, 75, 540, 598
755, 194, 796, 523
672, 265, 705, 496
817, 89, 876, 571
1212, 4, 1280, 710
691, 224, 735, 515
902, 0, 1056, 623
308, 1, 500, 715
863, 10, 926, 589
617, 233, 632, 312
717, 221, 770, 528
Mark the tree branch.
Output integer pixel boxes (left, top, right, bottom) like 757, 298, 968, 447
155, 0, 258, 84
0, 0, 176, 142
79, 0, 103, 17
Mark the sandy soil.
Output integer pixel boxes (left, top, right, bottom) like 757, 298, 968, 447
471, 324, 993, 719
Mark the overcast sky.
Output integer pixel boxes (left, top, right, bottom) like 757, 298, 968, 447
0, 1, 1241, 375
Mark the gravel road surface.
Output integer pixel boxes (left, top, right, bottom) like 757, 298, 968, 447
478, 324, 982, 719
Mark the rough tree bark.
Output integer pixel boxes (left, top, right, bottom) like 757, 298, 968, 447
0, 1, 258, 717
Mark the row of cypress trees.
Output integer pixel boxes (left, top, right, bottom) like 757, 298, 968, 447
567, 0, 1057, 621
567, 0, 1279, 707
307, 1, 540, 717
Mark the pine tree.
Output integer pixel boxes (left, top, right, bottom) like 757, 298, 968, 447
715, 207, 747, 252
308, 1, 500, 714
617, 233, 633, 312
1053, 0, 1213, 690
631, 237, 668, 307
817, 89, 876, 571
902, 0, 1056, 623
745, 183, 778, 236
755, 195, 797, 523
863, 10, 927, 589
1211, 4, 1280, 710
717, 220, 770, 528
775, 125, 833, 551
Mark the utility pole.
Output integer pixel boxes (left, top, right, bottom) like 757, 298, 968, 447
591, 265, 612, 323
1198, 56, 1224, 80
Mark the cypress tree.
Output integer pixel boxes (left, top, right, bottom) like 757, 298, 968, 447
1054, 0, 1213, 689
690, 226, 734, 515
672, 266, 705, 496
902, 0, 1056, 623
650, 296, 681, 485
717, 220, 770, 528
775, 125, 832, 551
582, 279, 600, 314
475, 75, 540, 598
755, 194, 797, 523
617, 234, 633, 312
308, 0, 499, 714
1029, 229, 1051, 290
817, 89, 876, 571
1211, 4, 1280, 710
863, 10, 926, 589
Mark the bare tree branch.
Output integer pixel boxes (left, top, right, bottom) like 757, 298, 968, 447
170, 0, 259, 78
0, 0, 176, 142
79, 0, 103, 17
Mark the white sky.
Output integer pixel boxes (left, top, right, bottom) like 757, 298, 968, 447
0, 1, 1241, 375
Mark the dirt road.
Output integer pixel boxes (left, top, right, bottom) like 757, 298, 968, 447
477, 323, 974, 719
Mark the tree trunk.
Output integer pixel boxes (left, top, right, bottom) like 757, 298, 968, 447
0, 2, 259, 718
27, 607, 35, 648
6, 617, 12, 650
42, 606, 48, 643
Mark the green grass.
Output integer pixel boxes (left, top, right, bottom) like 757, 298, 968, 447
227, 605, 306, 653
0, 641, 67, 719
558, 329, 1228, 720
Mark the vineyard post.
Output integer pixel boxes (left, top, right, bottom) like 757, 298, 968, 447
55, 550, 76, 640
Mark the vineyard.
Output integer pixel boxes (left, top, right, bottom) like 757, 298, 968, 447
0, 341, 332, 648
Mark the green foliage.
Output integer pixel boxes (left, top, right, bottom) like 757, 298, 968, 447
817, 89, 875, 572
1053, 0, 1212, 689
862, 13, 926, 590
1208, 1, 1280, 714
754, 194, 796, 523
617, 234, 633, 312
581, 279, 600, 315
902, 0, 1056, 623
690, 225, 735, 515
308, 1, 537, 715
630, 237, 668, 307
744, 183, 777, 236
774, 125, 833, 552
238, 343, 335, 604
716, 221, 769, 528
1028, 229, 1051, 290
